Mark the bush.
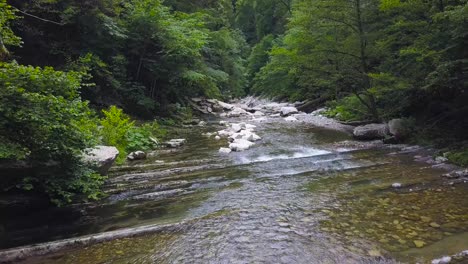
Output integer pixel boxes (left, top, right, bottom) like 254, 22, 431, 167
324, 96, 369, 121
446, 150, 468, 167
100, 106, 166, 162
100, 106, 135, 162
0, 62, 103, 205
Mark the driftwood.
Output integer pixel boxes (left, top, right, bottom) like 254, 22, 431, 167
0, 221, 186, 263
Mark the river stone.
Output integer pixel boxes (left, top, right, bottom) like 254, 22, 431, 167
231, 123, 242, 133
165, 139, 186, 148
227, 107, 249, 117
284, 116, 298, 122
280, 106, 299, 116
413, 240, 426, 248
442, 169, 468, 179
127, 151, 146, 161
392, 183, 402, 188
83, 146, 119, 175
217, 100, 235, 110
229, 139, 255, 152
219, 147, 232, 154
215, 136, 221, 140
353, 123, 390, 140
432, 256, 452, 264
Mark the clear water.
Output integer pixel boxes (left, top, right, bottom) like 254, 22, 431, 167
2, 116, 468, 264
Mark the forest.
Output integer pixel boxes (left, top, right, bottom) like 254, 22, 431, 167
0, 0, 467, 205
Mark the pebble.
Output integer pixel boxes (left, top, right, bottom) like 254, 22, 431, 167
392, 183, 402, 188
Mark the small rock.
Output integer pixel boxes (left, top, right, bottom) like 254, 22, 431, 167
280, 106, 299, 116
413, 240, 426, 248
392, 183, 402, 188
229, 139, 255, 152
435, 156, 448, 164
127, 151, 146, 161
198, 121, 207, 126
420, 216, 432, 223
215, 136, 221, 140
284, 116, 298, 122
432, 256, 452, 264
219, 147, 232, 154
165, 139, 186, 148
231, 124, 242, 133
430, 222, 441, 228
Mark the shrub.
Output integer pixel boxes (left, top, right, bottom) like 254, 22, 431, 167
100, 106, 166, 161
100, 106, 134, 162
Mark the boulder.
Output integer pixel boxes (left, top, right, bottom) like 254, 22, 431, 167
83, 146, 119, 175
164, 139, 186, 148
229, 139, 255, 152
280, 107, 299, 116
127, 151, 147, 161
253, 111, 265, 116
353, 123, 390, 140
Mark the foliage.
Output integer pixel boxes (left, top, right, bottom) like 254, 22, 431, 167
100, 106, 135, 162
0, 0, 22, 59
100, 106, 166, 162
446, 150, 468, 167
0, 62, 102, 204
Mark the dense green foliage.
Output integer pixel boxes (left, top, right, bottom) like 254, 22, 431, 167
0, 61, 104, 204
252, 0, 467, 139
0, 0, 466, 204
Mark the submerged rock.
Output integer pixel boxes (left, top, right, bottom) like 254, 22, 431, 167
127, 151, 146, 161
353, 123, 390, 140
413, 240, 426, 248
83, 146, 119, 175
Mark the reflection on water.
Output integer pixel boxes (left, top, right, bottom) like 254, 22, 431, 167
2, 117, 467, 263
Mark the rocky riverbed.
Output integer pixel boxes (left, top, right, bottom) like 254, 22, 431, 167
0, 98, 467, 264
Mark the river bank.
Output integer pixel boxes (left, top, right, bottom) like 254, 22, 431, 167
1, 98, 467, 264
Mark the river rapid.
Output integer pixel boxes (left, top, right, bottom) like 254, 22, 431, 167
1, 106, 468, 264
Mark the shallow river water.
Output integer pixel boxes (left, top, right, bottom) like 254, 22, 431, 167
2, 115, 468, 263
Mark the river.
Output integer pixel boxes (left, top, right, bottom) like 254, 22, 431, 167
1, 111, 468, 263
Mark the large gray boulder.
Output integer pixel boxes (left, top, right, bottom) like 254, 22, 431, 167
353, 123, 390, 140
83, 146, 119, 175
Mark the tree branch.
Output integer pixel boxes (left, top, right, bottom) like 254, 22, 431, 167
10, 5, 64, 26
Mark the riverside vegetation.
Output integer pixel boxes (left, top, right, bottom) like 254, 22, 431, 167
0, 0, 467, 262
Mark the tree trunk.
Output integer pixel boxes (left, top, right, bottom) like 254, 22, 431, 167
354, 0, 380, 121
